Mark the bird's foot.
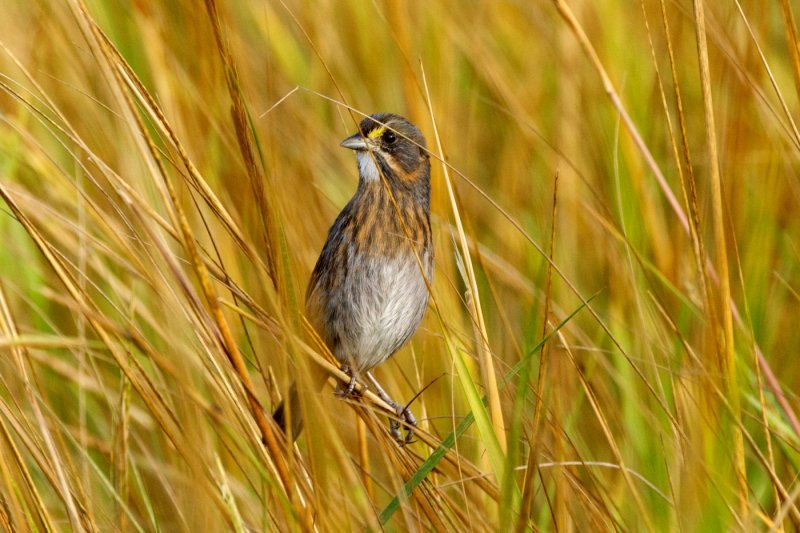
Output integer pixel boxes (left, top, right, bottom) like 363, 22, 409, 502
335, 364, 366, 399
388, 404, 417, 445
367, 372, 417, 445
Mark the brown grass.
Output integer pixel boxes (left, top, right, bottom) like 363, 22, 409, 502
0, 0, 798, 530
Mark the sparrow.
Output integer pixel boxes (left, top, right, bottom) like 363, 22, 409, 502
274, 112, 433, 444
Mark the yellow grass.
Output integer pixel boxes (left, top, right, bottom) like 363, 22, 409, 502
0, 0, 799, 530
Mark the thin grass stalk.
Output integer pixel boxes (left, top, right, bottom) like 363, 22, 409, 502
732, 0, 800, 149
0, 287, 59, 532
420, 63, 508, 457
655, 0, 719, 399
203, 0, 281, 291
114, 355, 132, 533
76, 151, 93, 527
66, 3, 313, 524
516, 170, 559, 532
778, 0, 800, 107
0, 181, 233, 523
89, 23, 297, 514
660, 0, 800, 447
689, 0, 748, 519
216, 454, 246, 533
0, 272, 85, 531
0, 407, 56, 532
556, 328, 654, 532
356, 418, 372, 503
551, 0, 688, 233
0, 426, 30, 531
651, 296, 800, 524
732, 240, 782, 526
1, 10, 242, 526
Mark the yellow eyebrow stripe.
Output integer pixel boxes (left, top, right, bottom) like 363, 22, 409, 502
367, 126, 386, 139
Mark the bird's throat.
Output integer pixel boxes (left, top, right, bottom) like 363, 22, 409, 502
356, 151, 381, 183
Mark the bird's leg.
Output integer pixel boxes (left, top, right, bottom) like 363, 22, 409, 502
367, 372, 417, 444
336, 363, 366, 398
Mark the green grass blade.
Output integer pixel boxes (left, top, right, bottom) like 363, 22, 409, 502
379, 295, 597, 525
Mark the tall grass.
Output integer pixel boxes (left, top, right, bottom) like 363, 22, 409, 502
0, 0, 799, 530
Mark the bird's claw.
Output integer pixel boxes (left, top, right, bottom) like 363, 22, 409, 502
365, 372, 418, 445
389, 404, 417, 445
335, 365, 367, 398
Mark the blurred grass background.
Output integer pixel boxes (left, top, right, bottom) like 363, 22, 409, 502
0, 0, 799, 530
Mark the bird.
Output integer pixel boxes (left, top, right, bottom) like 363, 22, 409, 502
273, 112, 433, 444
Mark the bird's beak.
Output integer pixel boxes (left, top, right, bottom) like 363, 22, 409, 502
340, 133, 370, 151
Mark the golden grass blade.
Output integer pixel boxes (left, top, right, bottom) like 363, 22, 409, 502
0, 251, 88, 532
689, 0, 747, 518
0, 286, 59, 532
59, 2, 310, 524
0, 0, 798, 529
732, 0, 800, 159
203, 0, 280, 290
551, 0, 689, 233
421, 62, 508, 455
779, 0, 800, 108
556, 328, 655, 533
0, 137, 240, 529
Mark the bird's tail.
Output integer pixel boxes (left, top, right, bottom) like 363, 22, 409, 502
273, 363, 337, 441
272, 381, 303, 440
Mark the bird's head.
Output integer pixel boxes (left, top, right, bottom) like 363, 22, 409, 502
340, 113, 430, 189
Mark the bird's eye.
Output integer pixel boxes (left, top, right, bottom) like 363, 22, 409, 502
383, 131, 397, 144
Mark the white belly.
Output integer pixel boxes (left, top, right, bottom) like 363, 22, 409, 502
335, 249, 432, 370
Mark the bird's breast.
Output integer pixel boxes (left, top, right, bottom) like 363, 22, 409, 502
307, 240, 433, 372
305, 189, 433, 371
337, 246, 432, 370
